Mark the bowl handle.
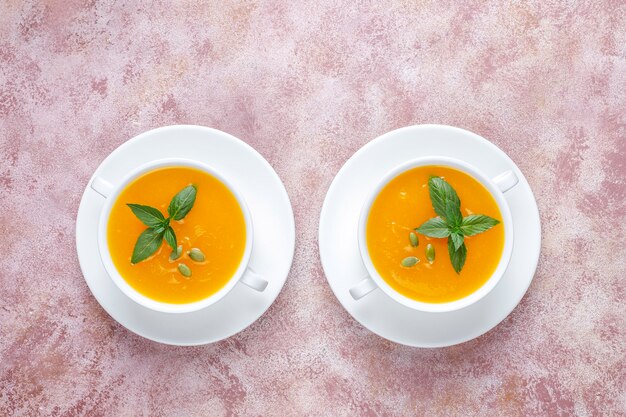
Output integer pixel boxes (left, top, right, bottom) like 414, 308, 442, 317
91, 176, 114, 198
492, 170, 519, 193
240, 267, 268, 292
349, 276, 378, 300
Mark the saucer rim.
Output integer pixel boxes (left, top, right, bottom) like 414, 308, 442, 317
76, 125, 295, 346
319, 123, 541, 348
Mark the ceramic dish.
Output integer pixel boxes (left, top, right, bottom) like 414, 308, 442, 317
319, 124, 541, 347
76, 125, 295, 345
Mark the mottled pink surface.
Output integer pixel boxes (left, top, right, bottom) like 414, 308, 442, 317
1, 1, 625, 416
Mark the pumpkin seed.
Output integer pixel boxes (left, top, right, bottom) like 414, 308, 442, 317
188, 248, 206, 262
178, 263, 192, 277
401, 256, 419, 267
409, 232, 419, 247
169, 245, 183, 261
425, 243, 435, 263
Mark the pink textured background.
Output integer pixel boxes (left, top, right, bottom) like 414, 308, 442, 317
1, 1, 625, 416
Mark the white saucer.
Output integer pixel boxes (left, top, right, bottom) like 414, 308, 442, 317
319, 124, 541, 348
76, 125, 295, 345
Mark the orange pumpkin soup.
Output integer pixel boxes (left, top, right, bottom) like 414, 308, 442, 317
366, 166, 504, 303
107, 167, 246, 304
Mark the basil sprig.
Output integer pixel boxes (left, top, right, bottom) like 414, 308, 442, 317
127, 184, 197, 264
415, 177, 499, 274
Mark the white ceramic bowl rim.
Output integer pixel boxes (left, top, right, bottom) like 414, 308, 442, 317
358, 156, 514, 313
97, 158, 253, 314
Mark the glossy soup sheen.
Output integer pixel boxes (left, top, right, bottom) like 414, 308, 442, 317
366, 165, 504, 303
107, 167, 246, 304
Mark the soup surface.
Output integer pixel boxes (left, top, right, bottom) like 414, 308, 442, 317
107, 166, 246, 304
366, 165, 504, 303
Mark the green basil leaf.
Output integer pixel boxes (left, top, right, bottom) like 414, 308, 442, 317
444, 198, 463, 228
451, 232, 464, 251
428, 176, 461, 220
127, 204, 166, 228
163, 226, 177, 250
131, 228, 164, 264
416, 217, 451, 238
460, 214, 500, 236
448, 237, 467, 274
168, 185, 197, 221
